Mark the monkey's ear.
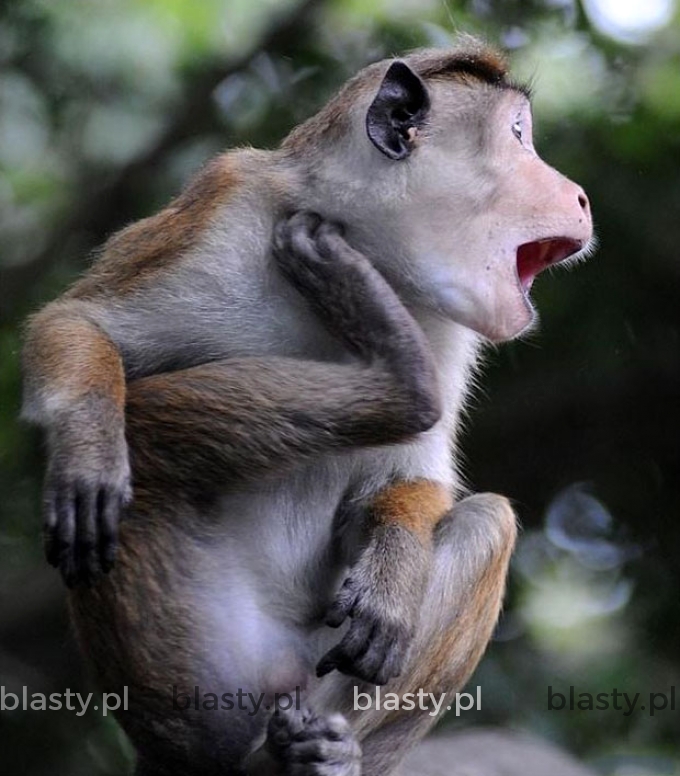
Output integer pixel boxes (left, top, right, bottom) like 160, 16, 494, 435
366, 61, 431, 161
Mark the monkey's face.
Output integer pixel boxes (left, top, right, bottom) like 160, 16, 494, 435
400, 88, 594, 342
298, 54, 594, 342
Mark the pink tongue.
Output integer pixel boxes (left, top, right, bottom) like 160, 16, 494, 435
517, 242, 545, 290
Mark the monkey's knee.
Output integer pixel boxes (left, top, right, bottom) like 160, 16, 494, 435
436, 492, 517, 570
427, 493, 517, 636
387, 493, 516, 701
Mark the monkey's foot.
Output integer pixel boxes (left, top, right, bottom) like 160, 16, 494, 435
266, 707, 361, 776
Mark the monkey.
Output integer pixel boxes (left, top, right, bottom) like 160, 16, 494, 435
22, 36, 593, 776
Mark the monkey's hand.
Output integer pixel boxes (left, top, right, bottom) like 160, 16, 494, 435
272, 211, 437, 370
273, 211, 376, 359
43, 414, 132, 588
317, 525, 430, 685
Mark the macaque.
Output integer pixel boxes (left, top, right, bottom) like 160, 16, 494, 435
22, 35, 592, 776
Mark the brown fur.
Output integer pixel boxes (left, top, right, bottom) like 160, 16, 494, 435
123, 359, 431, 501
69, 155, 241, 298
68, 496, 201, 756
415, 40, 508, 84
405, 502, 517, 700
23, 304, 125, 409
283, 38, 512, 156
369, 480, 453, 541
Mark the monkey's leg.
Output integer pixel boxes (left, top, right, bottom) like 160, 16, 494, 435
309, 493, 517, 776
317, 480, 453, 686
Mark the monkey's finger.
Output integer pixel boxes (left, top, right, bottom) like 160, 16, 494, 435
316, 642, 352, 678
286, 737, 355, 766
287, 709, 331, 743
99, 487, 122, 573
371, 632, 406, 686
315, 220, 345, 250
315, 223, 354, 261
267, 714, 295, 750
267, 706, 312, 750
273, 211, 320, 255
350, 628, 395, 685
272, 218, 293, 253
53, 486, 76, 555
43, 489, 60, 567
340, 617, 376, 661
289, 211, 330, 251
373, 665, 392, 687
324, 579, 358, 628
299, 712, 349, 742
55, 488, 77, 587
377, 635, 406, 685
316, 651, 335, 678
316, 619, 375, 677
287, 210, 322, 236
75, 485, 99, 586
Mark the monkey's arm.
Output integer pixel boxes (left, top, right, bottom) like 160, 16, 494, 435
22, 301, 131, 584
125, 360, 436, 495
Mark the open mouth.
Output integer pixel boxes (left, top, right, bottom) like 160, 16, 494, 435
516, 237, 583, 292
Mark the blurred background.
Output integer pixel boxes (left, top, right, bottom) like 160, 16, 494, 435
0, 0, 678, 773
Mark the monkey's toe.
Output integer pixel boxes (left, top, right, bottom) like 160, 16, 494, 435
317, 613, 409, 685
267, 708, 361, 776
317, 571, 414, 685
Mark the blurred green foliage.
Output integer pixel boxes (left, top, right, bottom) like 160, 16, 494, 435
1, 0, 678, 773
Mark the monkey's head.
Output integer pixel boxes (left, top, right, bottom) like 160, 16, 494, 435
284, 36, 594, 342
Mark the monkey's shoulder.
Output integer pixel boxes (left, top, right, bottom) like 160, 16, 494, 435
67, 149, 283, 301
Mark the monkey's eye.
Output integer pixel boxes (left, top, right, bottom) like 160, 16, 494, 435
511, 120, 523, 142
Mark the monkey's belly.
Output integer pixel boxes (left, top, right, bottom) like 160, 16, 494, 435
187, 457, 356, 686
